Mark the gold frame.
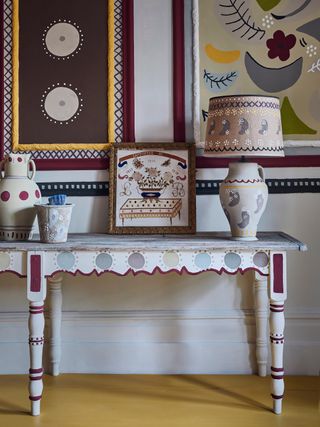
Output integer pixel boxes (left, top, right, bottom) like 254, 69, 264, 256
12, 0, 115, 151
108, 143, 196, 234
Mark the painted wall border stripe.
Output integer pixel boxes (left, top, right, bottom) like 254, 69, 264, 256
196, 156, 320, 168
33, 155, 320, 170
37, 179, 320, 197
173, 0, 186, 142
122, 0, 135, 142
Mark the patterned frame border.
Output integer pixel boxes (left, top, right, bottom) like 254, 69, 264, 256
1, 0, 127, 165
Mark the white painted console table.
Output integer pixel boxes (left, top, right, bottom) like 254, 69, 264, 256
0, 232, 306, 416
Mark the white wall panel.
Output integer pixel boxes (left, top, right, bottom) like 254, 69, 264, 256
134, 0, 173, 141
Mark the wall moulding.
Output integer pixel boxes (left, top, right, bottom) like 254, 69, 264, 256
0, 308, 319, 374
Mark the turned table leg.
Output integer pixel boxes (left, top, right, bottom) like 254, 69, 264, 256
254, 272, 268, 377
27, 252, 47, 416
270, 300, 285, 414
28, 301, 45, 416
48, 275, 63, 376
269, 252, 287, 415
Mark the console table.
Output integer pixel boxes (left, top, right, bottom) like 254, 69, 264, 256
0, 232, 306, 416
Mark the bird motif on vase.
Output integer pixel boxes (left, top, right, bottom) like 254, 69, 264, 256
228, 191, 240, 207
254, 194, 264, 214
237, 210, 250, 229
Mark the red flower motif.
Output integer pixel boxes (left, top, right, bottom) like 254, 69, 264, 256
266, 30, 296, 61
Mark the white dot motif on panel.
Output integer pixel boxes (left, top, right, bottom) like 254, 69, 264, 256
43, 20, 84, 59
41, 83, 83, 125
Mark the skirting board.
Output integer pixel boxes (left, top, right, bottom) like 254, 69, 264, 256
0, 309, 319, 375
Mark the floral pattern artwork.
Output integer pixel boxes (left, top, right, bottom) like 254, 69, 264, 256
109, 144, 196, 234
199, 0, 320, 143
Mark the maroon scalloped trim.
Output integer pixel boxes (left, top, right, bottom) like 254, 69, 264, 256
225, 179, 263, 184
44, 266, 268, 278
0, 0, 4, 160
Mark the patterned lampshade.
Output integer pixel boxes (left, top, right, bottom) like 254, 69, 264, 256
204, 95, 284, 157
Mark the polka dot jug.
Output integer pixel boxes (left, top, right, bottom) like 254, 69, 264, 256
0, 153, 41, 241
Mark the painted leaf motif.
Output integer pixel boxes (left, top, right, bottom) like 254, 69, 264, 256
219, 0, 265, 40
203, 69, 238, 93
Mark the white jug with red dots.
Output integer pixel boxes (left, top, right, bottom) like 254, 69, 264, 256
0, 153, 41, 240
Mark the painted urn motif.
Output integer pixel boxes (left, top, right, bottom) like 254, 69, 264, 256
0, 153, 41, 240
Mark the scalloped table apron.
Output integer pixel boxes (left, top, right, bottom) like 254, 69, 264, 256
0, 232, 306, 416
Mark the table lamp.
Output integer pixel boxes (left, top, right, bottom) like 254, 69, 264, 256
205, 95, 284, 240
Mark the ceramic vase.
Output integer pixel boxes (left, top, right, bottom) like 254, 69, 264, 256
0, 153, 41, 241
35, 204, 74, 243
219, 162, 268, 241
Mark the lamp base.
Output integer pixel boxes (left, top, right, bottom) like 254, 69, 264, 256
219, 162, 268, 241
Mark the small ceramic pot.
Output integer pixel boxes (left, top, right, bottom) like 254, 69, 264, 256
219, 162, 268, 240
35, 204, 74, 243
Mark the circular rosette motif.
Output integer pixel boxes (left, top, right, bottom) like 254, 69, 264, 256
41, 83, 84, 125
43, 20, 84, 60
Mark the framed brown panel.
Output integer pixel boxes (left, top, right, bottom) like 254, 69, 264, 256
12, 0, 115, 151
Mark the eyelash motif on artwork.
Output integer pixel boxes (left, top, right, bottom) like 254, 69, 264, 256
219, 0, 266, 40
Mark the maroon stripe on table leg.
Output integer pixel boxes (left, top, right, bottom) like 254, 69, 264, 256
29, 368, 43, 374
29, 375, 43, 381
271, 394, 284, 399
271, 367, 284, 372
0, 0, 4, 160
122, 0, 135, 142
29, 395, 42, 401
172, 0, 186, 142
271, 374, 284, 380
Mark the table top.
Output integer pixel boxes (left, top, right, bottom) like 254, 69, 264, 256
0, 232, 307, 252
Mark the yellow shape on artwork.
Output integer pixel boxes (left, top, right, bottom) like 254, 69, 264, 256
205, 43, 240, 64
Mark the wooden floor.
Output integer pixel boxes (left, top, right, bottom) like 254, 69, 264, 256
0, 375, 319, 426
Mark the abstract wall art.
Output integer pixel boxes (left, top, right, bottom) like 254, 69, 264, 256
194, 0, 320, 146
108, 143, 196, 234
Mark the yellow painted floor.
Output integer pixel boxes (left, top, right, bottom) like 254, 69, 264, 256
0, 375, 319, 427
